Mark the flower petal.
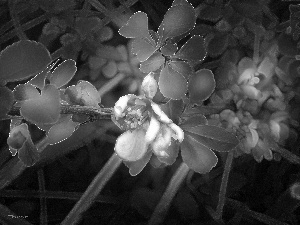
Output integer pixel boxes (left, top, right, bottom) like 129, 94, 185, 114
145, 116, 161, 143
115, 128, 148, 161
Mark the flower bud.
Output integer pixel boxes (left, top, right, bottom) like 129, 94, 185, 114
141, 72, 158, 99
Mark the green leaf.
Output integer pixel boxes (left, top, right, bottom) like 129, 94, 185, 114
47, 115, 78, 145
20, 84, 60, 125
0, 86, 14, 120
140, 52, 165, 73
159, 64, 188, 100
13, 84, 40, 101
119, 12, 151, 39
0, 40, 52, 84
181, 133, 218, 174
49, 59, 77, 88
188, 69, 216, 104
184, 124, 239, 152
168, 60, 193, 80
132, 38, 157, 62
18, 138, 39, 167
277, 33, 298, 57
180, 115, 207, 129
28, 60, 58, 90
159, 3, 196, 42
175, 35, 206, 62
172, 0, 191, 7
160, 41, 178, 56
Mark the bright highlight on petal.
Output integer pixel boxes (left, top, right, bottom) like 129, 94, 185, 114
151, 102, 172, 124
114, 94, 132, 118
145, 116, 161, 143
114, 128, 148, 161
169, 123, 184, 142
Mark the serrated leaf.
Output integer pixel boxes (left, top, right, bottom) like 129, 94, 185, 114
132, 38, 157, 62
160, 41, 178, 56
20, 84, 60, 125
0, 40, 51, 84
188, 69, 216, 104
168, 60, 193, 80
181, 133, 218, 174
159, 4, 196, 42
184, 124, 239, 152
47, 115, 78, 145
49, 59, 77, 88
207, 33, 229, 58
175, 35, 206, 62
0, 86, 14, 120
140, 52, 165, 73
13, 84, 40, 101
159, 64, 187, 100
119, 11, 150, 39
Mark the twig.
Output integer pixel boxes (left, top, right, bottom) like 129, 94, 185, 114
8, 104, 113, 121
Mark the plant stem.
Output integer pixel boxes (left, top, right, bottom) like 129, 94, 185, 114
61, 153, 122, 225
216, 150, 234, 219
148, 162, 190, 225
9, 105, 113, 121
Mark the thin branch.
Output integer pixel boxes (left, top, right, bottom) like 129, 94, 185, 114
8, 104, 113, 121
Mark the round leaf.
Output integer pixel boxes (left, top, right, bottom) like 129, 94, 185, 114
0, 40, 51, 84
160, 41, 178, 56
188, 69, 216, 104
47, 115, 78, 145
159, 4, 196, 42
20, 84, 60, 125
181, 133, 218, 174
0, 86, 14, 119
49, 59, 77, 88
119, 11, 151, 39
13, 84, 40, 101
159, 65, 188, 100
175, 35, 206, 62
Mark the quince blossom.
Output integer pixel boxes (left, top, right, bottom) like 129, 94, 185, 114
112, 94, 184, 164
